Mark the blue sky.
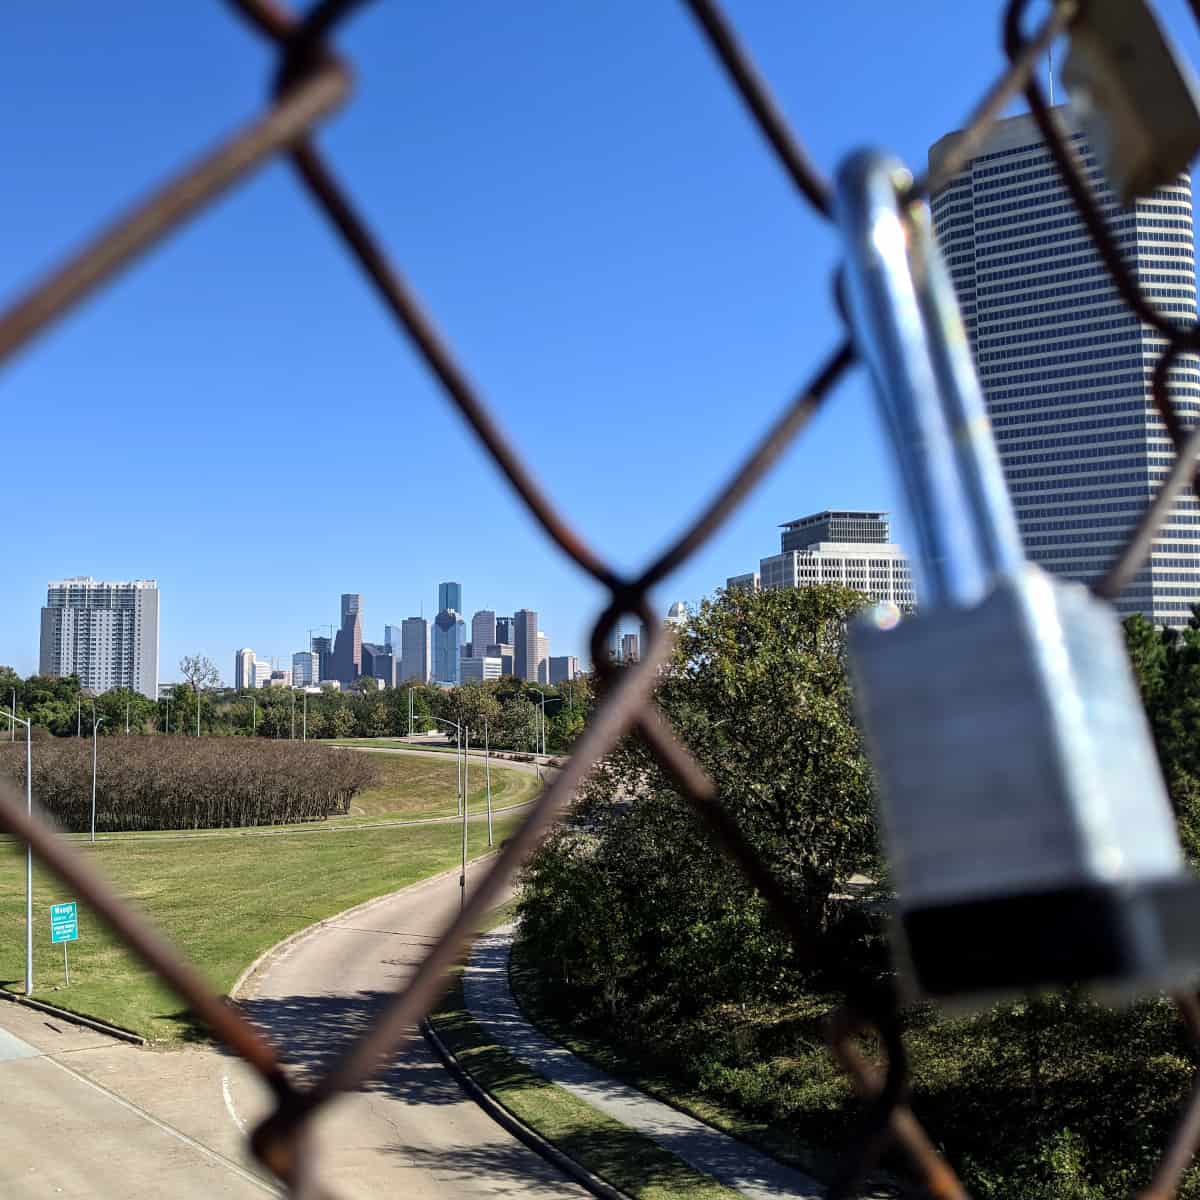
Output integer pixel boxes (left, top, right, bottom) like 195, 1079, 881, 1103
4, 3, 1200, 681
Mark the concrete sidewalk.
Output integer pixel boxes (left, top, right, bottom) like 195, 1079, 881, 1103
462, 925, 826, 1200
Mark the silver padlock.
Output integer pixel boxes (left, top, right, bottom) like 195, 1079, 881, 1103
1061, 0, 1200, 204
835, 150, 1200, 1001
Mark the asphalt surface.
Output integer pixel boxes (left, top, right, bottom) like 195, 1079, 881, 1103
224, 866, 586, 1198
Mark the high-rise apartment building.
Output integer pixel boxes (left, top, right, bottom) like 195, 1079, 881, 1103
432, 609, 465, 684
549, 655, 579, 683
252, 658, 275, 689
39, 577, 159, 698
438, 582, 462, 616
495, 616, 513, 645
235, 648, 255, 691
471, 610, 497, 655
930, 109, 1200, 625
331, 593, 363, 684
513, 609, 539, 682
292, 650, 319, 687
752, 511, 915, 608
399, 617, 431, 683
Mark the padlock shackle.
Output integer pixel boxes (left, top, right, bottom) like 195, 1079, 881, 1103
835, 150, 1025, 610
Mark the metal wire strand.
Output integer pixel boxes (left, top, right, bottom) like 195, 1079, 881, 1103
0, 61, 350, 366
1136, 995, 1200, 1200
915, 0, 1078, 199
249, 633, 675, 1176
825, 1008, 970, 1200
681, 0, 833, 216
0, 777, 294, 1094
1097, 347, 1200, 598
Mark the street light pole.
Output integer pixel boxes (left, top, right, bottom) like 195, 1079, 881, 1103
430, 717, 463, 818
125, 698, 130, 735
484, 716, 493, 848
91, 716, 106, 844
302, 690, 308, 741
291, 691, 296, 740
408, 688, 414, 737
10, 687, 15, 742
196, 687, 201, 738
2, 707, 33, 995
461, 726, 469, 910
77, 697, 81, 737
251, 693, 256, 738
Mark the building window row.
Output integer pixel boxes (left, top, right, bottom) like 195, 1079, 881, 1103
978, 315, 1141, 350
979, 337, 1143, 374
994, 397, 1200, 425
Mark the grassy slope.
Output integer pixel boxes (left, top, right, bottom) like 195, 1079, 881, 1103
0, 809, 525, 1043
349, 751, 537, 819
431, 968, 740, 1200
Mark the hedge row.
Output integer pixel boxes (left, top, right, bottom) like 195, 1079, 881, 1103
0, 738, 377, 831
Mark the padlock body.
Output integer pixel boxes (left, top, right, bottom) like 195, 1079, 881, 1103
850, 564, 1200, 998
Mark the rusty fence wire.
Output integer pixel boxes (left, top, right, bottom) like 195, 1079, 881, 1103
3, 0, 1200, 1195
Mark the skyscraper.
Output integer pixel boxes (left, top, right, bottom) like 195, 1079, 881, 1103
513, 609, 538, 682
495, 616, 514, 645
361, 643, 395, 687
432, 609, 465, 684
620, 633, 639, 663
930, 109, 1200, 625
384, 624, 403, 653
235, 648, 255, 691
39, 577, 159, 698
549, 655, 579, 683
310, 635, 333, 683
438, 582, 462, 616
399, 617, 431, 684
292, 650, 319, 687
471, 609, 496, 656
536, 632, 550, 684
332, 593, 363, 684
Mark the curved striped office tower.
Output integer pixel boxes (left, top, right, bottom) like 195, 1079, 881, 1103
930, 108, 1200, 626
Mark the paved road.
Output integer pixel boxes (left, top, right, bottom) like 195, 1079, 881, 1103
0, 1000, 273, 1197
222, 865, 586, 1198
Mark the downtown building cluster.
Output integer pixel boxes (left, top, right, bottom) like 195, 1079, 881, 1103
236, 581, 581, 694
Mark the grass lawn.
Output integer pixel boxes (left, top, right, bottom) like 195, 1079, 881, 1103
347, 750, 538, 819
0, 810, 525, 1043
430, 967, 740, 1200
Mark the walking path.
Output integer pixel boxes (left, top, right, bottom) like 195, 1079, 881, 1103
462, 926, 826, 1200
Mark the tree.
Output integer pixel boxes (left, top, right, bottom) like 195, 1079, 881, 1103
518, 584, 878, 1026
179, 655, 220, 693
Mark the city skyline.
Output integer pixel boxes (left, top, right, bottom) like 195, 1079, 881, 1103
5, 8, 1200, 681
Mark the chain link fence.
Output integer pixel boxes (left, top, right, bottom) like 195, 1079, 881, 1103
3, 1, 1200, 1195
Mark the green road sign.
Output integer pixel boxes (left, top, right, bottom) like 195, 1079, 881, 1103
50, 901, 78, 944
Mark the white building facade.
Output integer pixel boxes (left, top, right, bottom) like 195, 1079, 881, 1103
930, 109, 1200, 625
737, 511, 915, 609
235, 647, 255, 691
460, 655, 503, 683
39, 577, 160, 698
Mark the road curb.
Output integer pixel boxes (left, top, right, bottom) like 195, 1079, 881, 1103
0, 990, 147, 1045
421, 1014, 633, 1200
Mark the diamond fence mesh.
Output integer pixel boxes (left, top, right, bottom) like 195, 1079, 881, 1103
3, 1, 1200, 1195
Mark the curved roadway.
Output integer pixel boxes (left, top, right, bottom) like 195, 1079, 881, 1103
222, 862, 584, 1198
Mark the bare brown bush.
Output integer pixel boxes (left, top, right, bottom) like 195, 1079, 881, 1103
0, 739, 377, 832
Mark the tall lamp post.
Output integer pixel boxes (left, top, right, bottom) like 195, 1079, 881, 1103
532, 686, 549, 768
461, 726, 470, 910
430, 717, 463, 816
91, 716, 106, 844
9, 687, 15, 742
1, 706, 33, 995
482, 716, 493, 848
291, 690, 297, 741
